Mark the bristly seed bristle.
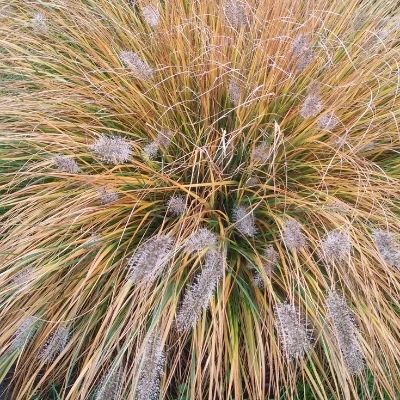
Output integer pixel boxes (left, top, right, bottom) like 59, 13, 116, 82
32, 12, 48, 34
222, 0, 247, 29
326, 290, 364, 375
12, 267, 35, 287
176, 249, 225, 331
282, 219, 306, 250
228, 79, 241, 106
39, 325, 70, 363
141, 4, 160, 28
53, 155, 80, 173
232, 205, 257, 237
274, 303, 312, 360
120, 51, 154, 80
320, 230, 351, 263
372, 229, 400, 269
10, 316, 39, 352
251, 142, 271, 164
128, 234, 174, 283
166, 195, 187, 216
98, 188, 119, 205
95, 364, 124, 400
90, 136, 132, 165
184, 228, 218, 254
318, 112, 340, 131
136, 331, 164, 400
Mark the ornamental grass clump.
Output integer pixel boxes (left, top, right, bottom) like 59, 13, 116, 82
0, 0, 399, 399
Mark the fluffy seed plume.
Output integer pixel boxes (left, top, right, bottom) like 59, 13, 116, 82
127, 235, 174, 283
372, 229, 400, 269
251, 142, 271, 164
136, 331, 164, 400
98, 187, 119, 205
292, 35, 314, 71
32, 12, 48, 34
228, 79, 241, 106
166, 195, 187, 216
141, 4, 160, 28
232, 205, 257, 237
10, 316, 38, 352
12, 267, 35, 287
274, 303, 311, 360
282, 219, 306, 250
326, 290, 364, 375
177, 250, 225, 331
53, 155, 80, 173
320, 230, 351, 263
39, 325, 70, 363
90, 136, 132, 165
318, 112, 340, 131
262, 245, 279, 276
142, 141, 159, 160
95, 364, 123, 400
222, 0, 247, 29
120, 51, 154, 80
184, 228, 218, 253
300, 86, 323, 118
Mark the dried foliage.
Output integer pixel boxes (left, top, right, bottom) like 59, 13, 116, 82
0, 0, 400, 399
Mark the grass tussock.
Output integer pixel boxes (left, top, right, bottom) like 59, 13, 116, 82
0, 0, 399, 399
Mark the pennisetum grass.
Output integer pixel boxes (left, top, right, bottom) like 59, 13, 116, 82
0, 0, 399, 398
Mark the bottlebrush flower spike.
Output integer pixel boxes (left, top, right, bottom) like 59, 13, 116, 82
262, 245, 279, 276
12, 267, 35, 287
228, 79, 241, 106
142, 141, 159, 160
95, 364, 123, 400
141, 4, 160, 28
318, 112, 339, 131
120, 51, 154, 80
372, 229, 400, 269
232, 205, 257, 237
184, 228, 218, 254
251, 142, 271, 164
282, 219, 306, 250
320, 230, 351, 263
98, 187, 119, 205
136, 331, 164, 400
177, 249, 225, 331
32, 12, 48, 34
326, 290, 364, 375
292, 35, 314, 71
90, 135, 132, 165
166, 195, 187, 216
301, 86, 323, 118
222, 0, 247, 29
10, 316, 38, 352
39, 325, 70, 363
127, 234, 174, 283
53, 155, 80, 173
274, 303, 311, 360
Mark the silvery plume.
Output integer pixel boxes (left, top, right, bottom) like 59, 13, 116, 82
177, 249, 225, 331
12, 267, 35, 287
98, 187, 119, 205
301, 84, 323, 118
320, 230, 351, 263
166, 195, 187, 216
127, 234, 174, 283
372, 229, 400, 269
39, 325, 70, 363
282, 219, 306, 250
274, 303, 312, 360
120, 51, 154, 80
291, 35, 314, 71
141, 4, 160, 28
90, 135, 132, 165
222, 0, 247, 29
228, 79, 241, 106
251, 142, 271, 165
326, 290, 364, 375
142, 130, 173, 160
32, 12, 48, 34
318, 112, 340, 131
10, 316, 39, 352
136, 331, 164, 400
232, 205, 257, 237
95, 364, 124, 400
53, 155, 80, 173
184, 227, 218, 254
262, 245, 279, 276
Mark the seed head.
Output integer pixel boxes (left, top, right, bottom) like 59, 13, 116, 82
320, 230, 351, 263
274, 303, 311, 360
177, 250, 225, 331
53, 155, 80, 173
372, 229, 400, 269
155, 130, 173, 147
39, 325, 70, 363
98, 188, 119, 205
83, 233, 101, 248
120, 51, 154, 80
301, 93, 322, 118
142, 142, 159, 160
32, 12, 48, 34
326, 290, 364, 375
292, 35, 310, 56
95, 364, 123, 400
128, 235, 174, 283
232, 205, 257, 237
12, 267, 35, 287
282, 219, 306, 250
262, 245, 279, 276
90, 136, 132, 165
166, 195, 187, 216
141, 4, 160, 28
136, 331, 164, 400
251, 142, 271, 164
318, 113, 340, 131
10, 316, 39, 352
184, 228, 218, 254
222, 0, 247, 29
228, 79, 241, 106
